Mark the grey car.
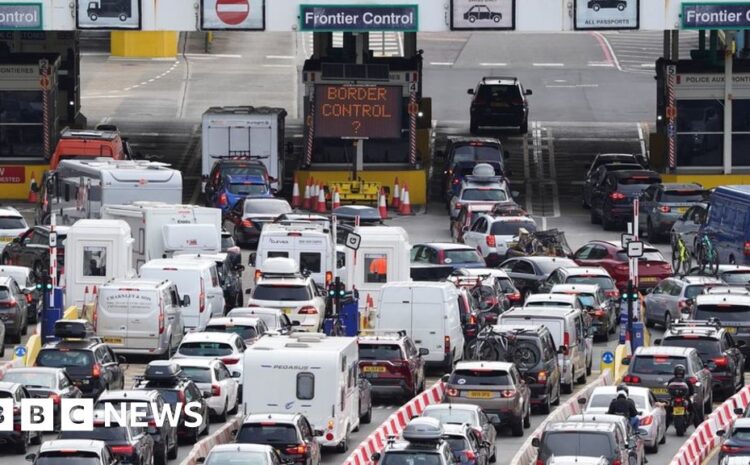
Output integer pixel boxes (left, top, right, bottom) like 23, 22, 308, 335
0, 276, 27, 344
671, 202, 708, 254
639, 183, 705, 243
421, 403, 499, 460
623, 346, 713, 423
644, 276, 723, 329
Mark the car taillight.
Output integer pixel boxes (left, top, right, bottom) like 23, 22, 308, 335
92, 364, 101, 378
675, 397, 683, 403
147, 420, 157, 432
452, 178, 460, 185
722, 445, 748, 453
612, 459, 622, 465
299, 306, 318, 315
454, 202, 462, 210
178, 390, 186, 405
714, 356, 729, 368
325, 271, 333, 286
212, 384, 221, 396
508, 292, 521, 302
500, 390, 515, 399
219, 193, 228, 206
25, 294, 32, 304
639, 416, 653, 426
594, 309, 605, 318
438, 249, 446, 263
241, 219, 254, 228
254, 270, 261, 282
110, 446, 135, 456
659, 206, 671, 213
745, 241, 750, 256
464, 450, 476, 461
563, 331, 570, 347
688, 376, 698, 384
609, 192, 626, 201
0, 299, 16, 308
469, 313, 477, 325
13, 423, 21, 432
537, 371, 547, 383
445, 336, 451, 355
604, 289, 620, 299
486, 236, 496, 247
286, 445, 307, 456
623, 375, 640, 384
49, 393, 61, 405
199, 277, 206, 313
615, 263, 629, 271
446, 388, 458, 397
158, 305, 165, 335
222, 357, 240, 365
536, 460, 545, 465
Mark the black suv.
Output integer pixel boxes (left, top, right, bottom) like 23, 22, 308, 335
236, 413, 323, 465
1, 225, 69, 280
468, 77, 532, 134
133, 361, 210, 444
589, 170, 662, 230
582, 162, 643, 209
440, 137, 508, 201
657, 320, 746, 399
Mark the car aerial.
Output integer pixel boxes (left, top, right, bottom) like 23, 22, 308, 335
582, 385, 667, 453
461, 215, 538, 266
468, 77, 532, 134
532, 422, 643, 465
582, 162, 644, 209
448, 169, 512, 220
0, 207, 28, 254
718, 418, 750, 462
573, 240, 672, 292
3, 367, 82, 429
173, 358, 240, 421
450, 204, 495, 242
227, 306, 296, 334
0, 265, 40, 324
94, 389, 178, 465
441, 422, 491, 465
623, 345, 713, 423
0, 381, 42, 453
204, 159, 270, 203
235, 413, 322, 465
205, 316, 267, 345
210, 173, 273, 214
440, 137, 508, 201
372, 417, 453, 465
199, 444, 285, 465
451, 268, 523, 306
174, 252, 245, 311
358, 330, 428, 400
463, 4, 502, 23
133, 361, 210, 444
643, 276, 724, 329
671, 202, 709, 252
411, 243, 486, 272
25, 439, 119, 465
550, 283, 616, 341
0, 275, 29, 343
173, 332, 246, 386
245, 258, 326, 332
690, 294, 750, 363
58, 411, 155, 465
538, 266, 620, 303
498, 256, 579, 300
689, 264, 750, 286
443, 361, 531, 437
1, 225, 69, 281
420, 403, 499, 457
223, 197, 293, 248
637, 183, 705, 243
589, 169, 662, 230
657, 319, 745, 398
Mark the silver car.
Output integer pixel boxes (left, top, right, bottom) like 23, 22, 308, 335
644, 276, 723, 329
670, 202, 708, 254
638, 183, 705, 243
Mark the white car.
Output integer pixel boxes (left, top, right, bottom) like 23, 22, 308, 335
174, 358, 240, 420
461, 215, 538, 266
523, 293, 583, 310
227, 306, 296, 333
173, 332, 246, 388
246, 258, 326, 331
583, 385, 667, 453
30, 440, 118, 465
0, 207, 28, 254
201, 444, 282, 465
205, 316, 268, 345
449, 180, 511, 220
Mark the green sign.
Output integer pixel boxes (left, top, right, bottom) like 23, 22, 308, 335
0, 3, 42, 30
300, 4, 418, 32
682, 2, 750, 30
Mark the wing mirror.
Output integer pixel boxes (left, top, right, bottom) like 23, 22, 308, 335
735, 407, 745, 415
487, 414, 501, 426
248, 253, 256, 267
467, 89, 475, 95
717, 429, 726, 437
202, 391, 212, 399
654, 339, 661, 346
371, 453, 382, 463
524, 89, 533, 96
441, 374, 451, 383
117, 355, 127, 364
621, 356, 631, 365
738, 341, 747, 348
231, 371, 241, 378
577, 397, 587, 405
531, 437, 540, 448
511, 191, 520, 198
234, 265, 245, 273
314, 429, 325, 436
196, 458, 206, 464
181, 295, 191, 307
291, 320, 301, 326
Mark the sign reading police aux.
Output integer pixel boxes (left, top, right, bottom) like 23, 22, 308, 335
314, 85, 402, 139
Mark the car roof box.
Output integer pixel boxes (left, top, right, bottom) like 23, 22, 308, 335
402, 417, 443, 443
54, 319, 98, 340
144, 361, 183, 382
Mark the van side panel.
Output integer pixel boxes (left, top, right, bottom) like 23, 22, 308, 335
376, 286, 413, 336
97, 288, 131, 349
707, 188, 750, 266
411, 286, 447, 363
140, 268, 205, 330
127, 290, 160, 350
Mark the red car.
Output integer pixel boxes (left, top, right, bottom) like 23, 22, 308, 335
573, 240, 672, 291
358, 331, 428, 400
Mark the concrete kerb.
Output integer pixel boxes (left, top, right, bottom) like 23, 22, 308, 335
178, 415, 243, 465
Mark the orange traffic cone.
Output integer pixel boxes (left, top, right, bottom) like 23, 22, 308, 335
399, 184, 413, 216
291, 176, 301, 208
316, 184, 327, 213
310, 182, 319, 210
303, 178, 312, 210
28, 175, 38, 203
378, 188, 388, 219
332, 187, 341, 210
392, 177, 401, 210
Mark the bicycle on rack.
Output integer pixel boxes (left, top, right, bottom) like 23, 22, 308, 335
695, 232, 719, 276
671, 233, 692, 276
466, 327, 541, 371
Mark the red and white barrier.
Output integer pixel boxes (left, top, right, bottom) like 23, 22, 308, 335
510, 369, 614, 465
179, 415, 243, 465
343, 381, 446, 465
670, 385, 750, 465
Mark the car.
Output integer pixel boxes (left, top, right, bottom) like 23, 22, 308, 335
441, 423, 491, 465
588, 0, 628, 11
582, 385, 667, 453
718, 418, 750, 462
0, 265, 40, 324
451, 268, 523, 306
373, 417, 453, 465
227, 307, 296, 334
523, 293, 583, 311
204, 159, 270, 203
468, 77, 532, 134
461, 215, 538, 266
573, 240, 672, 292
671, 202, 709, 253
690, 294, 750, 363
25, 440, 119, 465
643, 276, 724, 329
448, 170, 512, 220
245, 258, 326, 332
450, 204, 495, 242
1, 225, 69, 281
411, 243, 486, 272
36, 337, 125, 398
358, 376, 373, 424
451, 274, 509, 327
689, 264, 750, 286
94, 389, 178, 465
657, 320, 745, 398
420, 404, 498, 458
638, 183, 705, 242
498, 256, 579, 300
589, 170, 662, 230
235, 413, 322, 465
623, 345, 713, 423
0, 381, 42, 453
532, 422, 643, 465
172, 332, 246, 386
440, 137, 508, 201
704, 286, 750, 296
58, 411, 155, 465
463, 4, 502, 23
174, 358, 240, 421
175, 252, 245, 311
0, 207, 28, 254
3, 367, 82, 429
443, 361, 531, 437
585, 153, 647, 179
223, 198, 293, 248
538, 266, 620, 303
0, 275, 29, 343
357, 330, 427, 400
200, 444, 285, 465
582, 162, 644, 209
210, 173, 273, 214
205, 316, 267, 345
550, 284, 616, 341
133, 361, 210, 444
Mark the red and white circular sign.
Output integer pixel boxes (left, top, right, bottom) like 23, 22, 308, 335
215, 0, 249, 25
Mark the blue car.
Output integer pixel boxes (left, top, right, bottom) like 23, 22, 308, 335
212, 174, 273, 213
703, 185, 750, 266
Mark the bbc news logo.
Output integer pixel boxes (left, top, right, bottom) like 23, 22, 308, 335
1, 399, 206, 431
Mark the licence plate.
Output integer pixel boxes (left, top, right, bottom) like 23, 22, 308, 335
103, 337, 123, 344
652, 388, 668, 395
677, 207, 688, 214
640, 277, 658, 283
490, 102, 508, 108
363, 366, 386, 373
282, 308, 293, 315
0, 237, 13, 243
466, 391, 493, 399
726, 327, 737, 334
673, 406, 686, 415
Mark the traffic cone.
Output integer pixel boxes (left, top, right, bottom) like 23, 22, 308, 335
378, 188, 388, 220
304, 178, 313, 210
28, 175, 38, 203
392, 177, 401, 210
291, 176, 301, 208
82, 286, 89, 307
316, 184, 327, 213
332, 187, 341, 210
399, 184, 413, 216
311, 182, 319, 210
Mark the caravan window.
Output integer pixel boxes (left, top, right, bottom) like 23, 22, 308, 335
83, 246, 107, 277
268, 251, 289, 259
296, 372, 315, 400
300, 252, 321, 273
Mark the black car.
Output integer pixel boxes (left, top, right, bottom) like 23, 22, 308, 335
497, 256, 579, 300
3, 367, 82, 429
1, 225, 69, 281
582, 163, 643, 209
589, 170, 661, 230
236, 413, 323, 465
439, 137, 508, 201
223, 198, 293, 248
204, 159, 270, 206
133, 361, 210, 444
0, 381, 42, 453
468, 77, 532, 134
585, 153, 647, 177
0, 276, 28, 343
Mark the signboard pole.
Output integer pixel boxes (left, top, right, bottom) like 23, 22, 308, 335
305, 87, 315, 167
332, 214, 337, 283
39, 59, 50, 158
49, 212, 56, 308
666, 64, 677, 172
723, 32, 735, 175
409, 88, 418, 166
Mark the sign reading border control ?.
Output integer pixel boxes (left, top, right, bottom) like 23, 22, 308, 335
299, 4, 418, 32
573, 0, 639, 30
0, 3, 42, 30
682, 3, 750, 29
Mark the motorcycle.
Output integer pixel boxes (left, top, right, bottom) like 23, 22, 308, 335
668, 380, 693, 437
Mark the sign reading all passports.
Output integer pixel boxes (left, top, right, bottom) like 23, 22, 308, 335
682, 3, 750, 29
450, 0, 515, 30
300, 4, 418, 32
574, 0, 639, 30
314, 85, 402, 139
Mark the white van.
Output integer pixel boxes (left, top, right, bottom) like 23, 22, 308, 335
95, 278, 188, 356
139, 258, 225, 331
242, 333, 359, 451
375, 282, 465, 370
498, 306, 589, 393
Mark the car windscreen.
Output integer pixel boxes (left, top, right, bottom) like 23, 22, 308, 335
566, 276, 615, 290
575, 294, 597, 307
180, 366, 213, 384
631, 355, 687, 375
155, 389, 180, 405
490, 221, 536, 236
443, 437, 470, 452
731, 428, 750, 441
222, 165, 267, 177
37, 349, 94, 369
243, 200, 292, 215
381, 452, 442, 465
236, 424, 299, 445
694, 304, 750, 323
0, 217, 26, 229
685, 285, 713, 299
252, 285, 311, 301
228, 184, 268, 196
477, 84, 521, 102
528, 301, 571, 307
37, 453, 101, 465
661, 190, 704, 203
177, 342, 234, 357
498, 278, 516, 293
0, 287, 11, 300
60, 426, 129, 442
588, 393, 646, 410
450, 369, 510, 386
422, 408, 477, 426
206, 324, 257, 340
461, 188, 507, 202
721, 271, 750, 285
444, 249, 483, 264
359, 344, 403, 361
453, 145, 503, 164
206, 451, 270, 465
2, 372, 55, 388
617, 175, 660, 186
662, 337, 721, 357
541, 432, 614, 458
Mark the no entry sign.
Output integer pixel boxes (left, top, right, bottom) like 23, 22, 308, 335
201, 0, 264, 30
216, 0, 249, 25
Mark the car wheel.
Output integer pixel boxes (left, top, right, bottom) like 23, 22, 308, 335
362, 402, 372, 424
519, 120, 528, 135
15, 432, 28, 454
539, 392, 551, 414
663, 313, 672, 330
587, 357, 592, 375
30, 431, 41, 446
646, 439, 658, 454
523, 403, 531, 428
705, 393, 713, 414
0, 253, 9, 265
590, 209, 601, 225
0, 343, 5, 358
336, 431, 349, 453
157, 443, 168, 465
602, 214, 615, 231
561, 378, 573, 394
511, 414, 524, 437
167, 436, 178, 459
552, 383, 561, 405
32, 261, 43, 281
21, 315, 27, 335
217, 399, 228, 423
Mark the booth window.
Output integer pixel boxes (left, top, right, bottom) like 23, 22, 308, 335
676, 99, 723, 168
83, 246, 107, 277
0, 90, 44, 158
300, 252, 321, 273
296, 372, 315, 400
365, 254, 388, 283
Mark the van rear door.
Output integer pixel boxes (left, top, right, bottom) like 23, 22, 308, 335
377, 286, 412, 335
411, 286, 447, 363
127, 289, 158, 350
97, 287, 130, 348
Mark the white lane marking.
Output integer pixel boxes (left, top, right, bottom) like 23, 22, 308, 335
184, 53, 242, 58
533, 63, 564, 67
81, 94, 128, 99
265, 55, 294, 59
637, 122, 648, 161
546, 84, 599, 88
262, 64, 294, 68
429, 62, 454, 66
554, 79, 567, 83
640, 63, 655, 68
479, 62, 507, 66
588, 62, 615, 67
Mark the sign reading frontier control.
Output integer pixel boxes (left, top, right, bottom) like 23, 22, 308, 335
682, 3, 750, 29
314, 85, 402, 139
0, 3, 42, 30
300, 5, 418, 32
